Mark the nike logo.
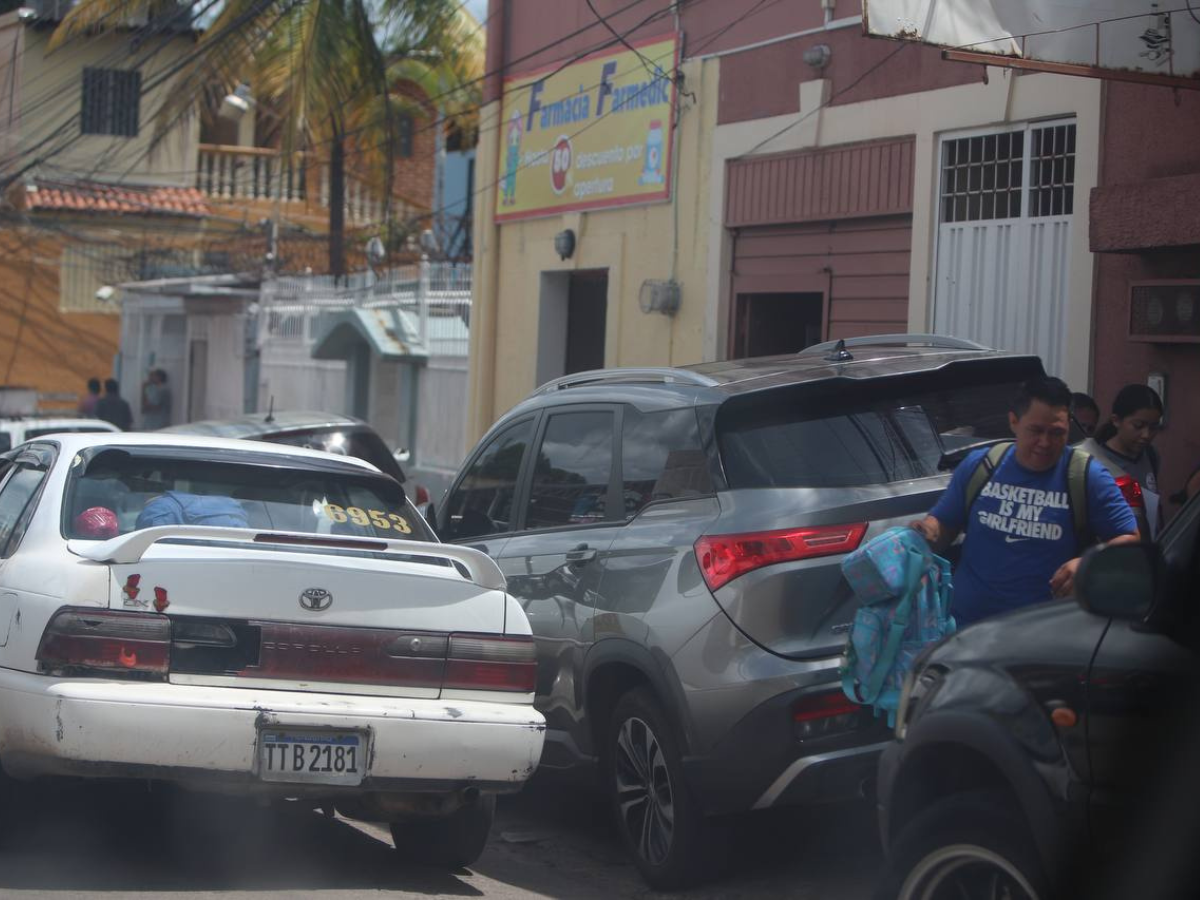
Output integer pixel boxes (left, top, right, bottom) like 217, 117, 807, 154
1004, 536, 1030, 543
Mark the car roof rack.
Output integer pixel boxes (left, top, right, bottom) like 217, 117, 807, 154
533, 367, 720, 395
799, 333, 993, 360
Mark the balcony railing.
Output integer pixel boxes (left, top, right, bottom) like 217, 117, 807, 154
196, 144, 386, 226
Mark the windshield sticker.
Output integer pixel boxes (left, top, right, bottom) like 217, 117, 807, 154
321, 504, 412, 535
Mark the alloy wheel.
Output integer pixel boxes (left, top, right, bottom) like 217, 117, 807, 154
900, 843, 1040, 900
613, 715, 675, 867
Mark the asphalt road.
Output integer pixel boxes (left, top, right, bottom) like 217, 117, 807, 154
0, 775, 882, 898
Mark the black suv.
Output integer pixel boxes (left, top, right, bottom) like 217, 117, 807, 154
876, 492, 1200, 899
161, 411, 407, 483
434, 334, 1045, 888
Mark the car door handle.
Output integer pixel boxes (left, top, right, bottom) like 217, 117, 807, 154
566, 544, 597, 564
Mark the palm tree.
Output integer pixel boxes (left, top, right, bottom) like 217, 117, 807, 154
53, 0, 480, 276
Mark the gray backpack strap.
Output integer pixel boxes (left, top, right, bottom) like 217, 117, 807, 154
964, 442, 1012, 514
1067, 447, 1091, 545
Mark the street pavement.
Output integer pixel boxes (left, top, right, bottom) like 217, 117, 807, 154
0, 775, 881, 898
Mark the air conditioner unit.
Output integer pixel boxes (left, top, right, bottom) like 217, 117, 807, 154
1128, 280, 1200, 343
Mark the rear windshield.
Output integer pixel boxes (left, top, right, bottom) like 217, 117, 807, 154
62, 448, 432, 542
718, 372, 1025, 489
264, 427, 405, 482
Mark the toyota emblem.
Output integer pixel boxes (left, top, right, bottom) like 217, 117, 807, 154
299, 588, 333, 611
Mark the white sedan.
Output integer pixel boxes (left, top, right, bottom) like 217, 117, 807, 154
0, 433, 544, 867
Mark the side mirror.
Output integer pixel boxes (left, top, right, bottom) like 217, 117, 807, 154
1075, 542, 1160, 621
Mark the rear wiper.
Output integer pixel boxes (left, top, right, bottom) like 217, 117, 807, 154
937, 438, 1010, 471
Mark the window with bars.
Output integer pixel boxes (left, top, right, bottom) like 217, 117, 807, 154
1030, 123, 1076, 216
80, 68, 141, 138
939, 121, 1076, 224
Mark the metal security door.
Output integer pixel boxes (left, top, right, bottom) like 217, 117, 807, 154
933, 121, 1076, 376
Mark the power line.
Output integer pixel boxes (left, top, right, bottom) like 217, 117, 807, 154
733, 42, 910, 160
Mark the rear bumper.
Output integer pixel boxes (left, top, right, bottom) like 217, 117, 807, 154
682, 683, 892, 815
0, 669, 545, 793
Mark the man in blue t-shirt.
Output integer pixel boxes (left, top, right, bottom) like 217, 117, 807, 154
911, 376, 1139, 627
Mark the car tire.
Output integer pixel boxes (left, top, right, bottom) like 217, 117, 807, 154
390, 793, 495, 870
0, 760, 29, 842
877, 789, 1047, 900
604, 687, 725, 890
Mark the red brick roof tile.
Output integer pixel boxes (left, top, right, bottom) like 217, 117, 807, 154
25, 180, 211, 218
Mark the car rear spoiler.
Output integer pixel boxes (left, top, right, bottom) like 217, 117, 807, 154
67, 526, 507, 592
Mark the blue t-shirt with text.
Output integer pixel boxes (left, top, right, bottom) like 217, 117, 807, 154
931, 446, 1137, 627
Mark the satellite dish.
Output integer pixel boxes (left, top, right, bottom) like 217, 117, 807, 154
365, 236, 386, 268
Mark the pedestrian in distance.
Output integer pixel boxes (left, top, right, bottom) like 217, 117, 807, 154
1079, 383, 1164, 538
141, 368, 172, 430
94, 378, 133, 431
1070, 391, 1100, 440
77, 377, 101, 417
909, 376, 1139, 628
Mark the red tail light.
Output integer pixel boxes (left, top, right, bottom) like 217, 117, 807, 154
792, 690, 863, 740
444, 634, 537, 693
793, 690, 861, 722
694, 523, 868, 592
37, 609, 170, 678
1115, 474, 1144, 508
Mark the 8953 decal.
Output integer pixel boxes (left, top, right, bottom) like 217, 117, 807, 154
322, 504, 412, 534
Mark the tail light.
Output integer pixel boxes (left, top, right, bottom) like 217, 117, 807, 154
37, 608, 170, 679
444, 634, 537, 693
792, 690, 862, 740
1115, 474, 1144, 509
694, 523, 868, 592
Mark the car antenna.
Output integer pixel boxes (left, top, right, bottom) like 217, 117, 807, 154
825, 339, 854, 362
264, 396, 275, 425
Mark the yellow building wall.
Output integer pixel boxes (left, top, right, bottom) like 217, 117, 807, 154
468, 57, 718, 443
13, 25, 199, 188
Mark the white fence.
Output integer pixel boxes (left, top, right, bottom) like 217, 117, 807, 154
256, 262, 473, 491
259, 261, 472, 358
196, 145, 401, 227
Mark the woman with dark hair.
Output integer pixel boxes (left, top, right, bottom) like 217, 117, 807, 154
1080, 383, 1164, 537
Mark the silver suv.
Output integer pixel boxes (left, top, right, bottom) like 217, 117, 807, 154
434, 335, 1044, 889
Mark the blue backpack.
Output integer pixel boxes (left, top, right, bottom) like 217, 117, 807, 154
839, 527, 955, 726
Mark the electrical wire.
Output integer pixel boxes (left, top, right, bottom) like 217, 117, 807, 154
733, 42, 910, 160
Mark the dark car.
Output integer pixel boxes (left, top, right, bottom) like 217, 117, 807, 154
432, 334, 1047, 889
160, 412, 407, 483
875, 493, 1200, 899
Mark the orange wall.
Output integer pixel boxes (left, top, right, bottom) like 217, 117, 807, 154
0, 228, 121, 408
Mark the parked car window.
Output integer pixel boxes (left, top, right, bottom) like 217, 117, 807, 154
0, 433, 10, 452
443, 418, 535, 540
0, 466, 49, 557
62, 449, 431, 542
621, 407, 714, 518
266, 428, 405, 482
525, 411, 615, 530
718, 379, 1021, 489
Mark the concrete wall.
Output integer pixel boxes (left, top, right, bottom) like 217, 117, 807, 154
11, 26, 199, 187
1091, 81, 1200, 503
0, 227, 122, 405
257, 344, 348, 415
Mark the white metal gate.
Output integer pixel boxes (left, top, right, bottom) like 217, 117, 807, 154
933, 119, 1076, 377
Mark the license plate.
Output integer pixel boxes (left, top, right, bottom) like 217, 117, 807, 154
258, 728, 367, 786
